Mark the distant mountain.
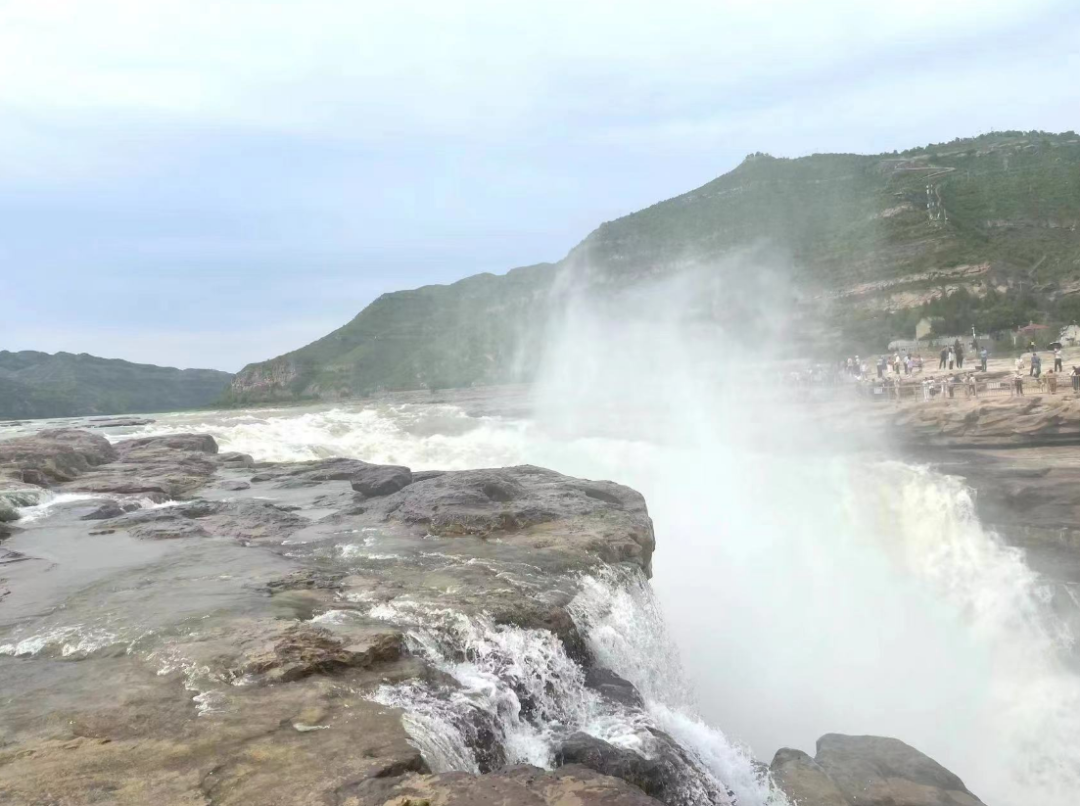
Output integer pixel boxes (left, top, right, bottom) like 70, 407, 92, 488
0, 351, 233, 420
225, 265, 556, 403
227, 130, 1080, 402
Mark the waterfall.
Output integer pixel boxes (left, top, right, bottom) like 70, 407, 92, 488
570, 568, 789, 806
366, 588, 788, 806
119, 399, 1080, 803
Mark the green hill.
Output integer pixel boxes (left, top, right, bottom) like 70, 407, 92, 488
227, 130, 1080, 402
0, 351, 234, 420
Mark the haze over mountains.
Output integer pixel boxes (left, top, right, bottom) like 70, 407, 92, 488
0, 351, 232, 420
226, 130, 1080, 403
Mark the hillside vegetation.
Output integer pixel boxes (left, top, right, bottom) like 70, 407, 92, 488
0, 351, 233, 420
228, 131, 1080, 402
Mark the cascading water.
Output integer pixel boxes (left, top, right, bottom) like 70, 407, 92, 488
98, 382, 1080, 805
569, 567, 790, 805
363, 591, 784, 806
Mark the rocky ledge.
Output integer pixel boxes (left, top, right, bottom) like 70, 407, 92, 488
770, 735, 983, 806
0, 429, 982, 806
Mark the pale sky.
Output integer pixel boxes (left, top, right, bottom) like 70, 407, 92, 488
2, 0, 1078, 371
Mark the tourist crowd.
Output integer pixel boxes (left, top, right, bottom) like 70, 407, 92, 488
839, 340, 1080, 401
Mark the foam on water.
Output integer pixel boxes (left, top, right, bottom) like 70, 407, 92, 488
116, 405, 534, 468
0, 624, 123, 658
15, 492, 104, 522
13, 491, 177, 523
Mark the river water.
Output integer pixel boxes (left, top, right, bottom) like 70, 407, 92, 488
2, 385, 1078, 805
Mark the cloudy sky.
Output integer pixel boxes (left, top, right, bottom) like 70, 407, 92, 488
2, 0, 1078, 371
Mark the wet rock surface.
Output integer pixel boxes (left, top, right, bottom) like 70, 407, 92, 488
0, 429, 670, 806
0, 429, 983, 806
0, 428, 118, 481
351, 463, 413, 497
771, 735, 984, 806
350, 764, 668, 805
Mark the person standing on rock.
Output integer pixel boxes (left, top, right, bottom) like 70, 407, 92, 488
947, 347, 955, 370
1032, 353, 1042, 378
1054, 346, 1063, 373
1013, 369, 1025, 396
955, 339, 964, 369
1072, 366, 1080, 394
980, 346, 989, 373
939, 346, 948, 369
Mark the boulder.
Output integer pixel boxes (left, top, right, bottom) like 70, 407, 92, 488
770, 748, 848, 806
219, 479, 251, 491
234, 622, 404, 683
771, 735, 984, 806
557, 730, 733, 806
218, 451, 255, 468
68, 433, 222, 498
115, 434, 218, 456
351, 464, 413, 497
0, 429, 117, 482
557, 733, 666, 800
584, 667, 644, 709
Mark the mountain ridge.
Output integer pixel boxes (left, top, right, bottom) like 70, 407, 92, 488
226, 130, 1080, 403
0, 350, 233, 420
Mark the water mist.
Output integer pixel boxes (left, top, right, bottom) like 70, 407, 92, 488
528, 256, 1080, 806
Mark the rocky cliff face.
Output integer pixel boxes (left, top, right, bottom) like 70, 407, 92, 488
0, 430, 983, 806
0, 350, 233, 420
227, 131, 1080, 402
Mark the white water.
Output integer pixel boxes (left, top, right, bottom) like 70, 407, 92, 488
366, 597, 772, 805
112, 396, 1080, 804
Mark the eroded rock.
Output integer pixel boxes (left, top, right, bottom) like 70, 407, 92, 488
771, 734, 984, 806
0, 429, 117, 482
234, 622, 404, 683
770, 748, 848, 806
351, 464, 413, 497
341, 465, 656, 574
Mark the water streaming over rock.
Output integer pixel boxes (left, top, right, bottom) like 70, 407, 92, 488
366, 586, 784, 806
9, 394, 1080, 804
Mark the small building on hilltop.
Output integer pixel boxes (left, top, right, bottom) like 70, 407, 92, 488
1013, 321, 1050, 345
